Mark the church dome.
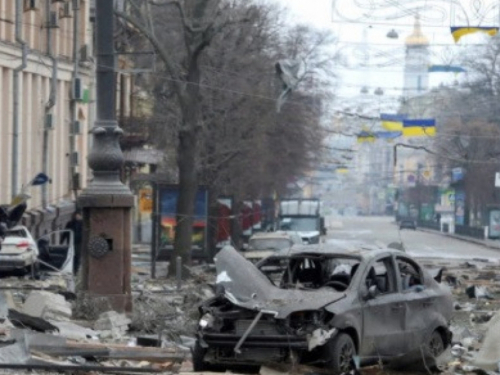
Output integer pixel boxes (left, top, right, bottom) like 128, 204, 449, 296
405, 15, 429, 46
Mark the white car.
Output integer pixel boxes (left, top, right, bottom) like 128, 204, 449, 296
0, 226, 39, 273
243, 231, 303, 262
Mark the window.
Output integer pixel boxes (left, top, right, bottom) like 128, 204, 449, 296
365, 257, 397, 294
396, 257, 423, 291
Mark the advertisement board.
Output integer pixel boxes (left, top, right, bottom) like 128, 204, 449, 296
216, 198, 232, 248
455, 191, 465, 226
489, 209, 500, 238
158, 186, 208, 250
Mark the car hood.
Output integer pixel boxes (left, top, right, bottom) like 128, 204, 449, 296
215, 247, 345, 319
243, 250, 277, 259
298, 231, 320, 239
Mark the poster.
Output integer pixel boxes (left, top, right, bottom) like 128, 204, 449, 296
489, 210, 500, 238
158, 186, 208, 249
216, 198, 232, 248
455, 191, 465, 226
240, 201, 253, 236
139, 188, 153, 213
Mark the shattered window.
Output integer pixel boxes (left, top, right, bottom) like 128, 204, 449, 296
6, 229, 28, 238
396, 257, 423, 291
258, 255, 361, 290
365, 257, 397, 294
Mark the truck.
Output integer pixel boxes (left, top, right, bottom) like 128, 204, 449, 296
277, 198, 326, 244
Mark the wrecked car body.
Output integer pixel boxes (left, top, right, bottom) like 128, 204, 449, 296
194, 245, 453, 373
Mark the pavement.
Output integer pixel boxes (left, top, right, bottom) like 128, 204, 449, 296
417, 226, 500, 250
326, 216, 500, 261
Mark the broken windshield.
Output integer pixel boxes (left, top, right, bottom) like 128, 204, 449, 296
258, 254, 361, 291
279, 218, 317, 232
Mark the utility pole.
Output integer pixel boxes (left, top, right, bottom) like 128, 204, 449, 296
69, 0, 81, 199
42, 0, 58, 208
12, 0, 28, 200
78, 0, 134, 312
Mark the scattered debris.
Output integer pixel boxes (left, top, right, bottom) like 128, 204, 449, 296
22, 291, 72, 321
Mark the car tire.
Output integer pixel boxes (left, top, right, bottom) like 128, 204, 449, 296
428, 330, 445, 358
192, 339, 226, 372
324, 333, 356, 374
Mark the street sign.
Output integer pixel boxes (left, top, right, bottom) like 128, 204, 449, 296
495, 172, 500, 187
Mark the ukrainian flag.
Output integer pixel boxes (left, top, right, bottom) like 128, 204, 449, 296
451, 27, 499, 43
357, 130, 376, 143
402, 119, 436, 137
381, 114, 407, 131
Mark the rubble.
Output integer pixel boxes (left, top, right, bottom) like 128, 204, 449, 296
94, 311, 131, 339
22, 291, 72, 321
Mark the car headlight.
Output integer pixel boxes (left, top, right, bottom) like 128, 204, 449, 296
199, 313, 214, 329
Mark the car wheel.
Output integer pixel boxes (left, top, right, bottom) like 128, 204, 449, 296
192, 339, 225, 372
428, 330, 445, 357
324, 333, 356, 374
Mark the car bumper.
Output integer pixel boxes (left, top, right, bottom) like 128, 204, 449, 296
201, 332, 309, 349
0, 253, 36, 270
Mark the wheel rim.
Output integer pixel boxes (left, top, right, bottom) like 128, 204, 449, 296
429, 332, 444, 357
339, 341, 355, 372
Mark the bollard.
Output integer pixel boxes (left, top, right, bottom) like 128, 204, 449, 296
176, 256, 182, 291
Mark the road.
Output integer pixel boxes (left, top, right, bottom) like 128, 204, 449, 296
326, 216, 500, 262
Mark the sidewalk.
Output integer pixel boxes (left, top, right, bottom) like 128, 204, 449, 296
417, 226, 500, 251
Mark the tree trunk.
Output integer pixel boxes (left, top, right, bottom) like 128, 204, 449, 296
170, 127, 198, 277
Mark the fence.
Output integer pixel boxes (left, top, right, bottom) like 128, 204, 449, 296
418, 220, 440, 231
455, 224, 485, 240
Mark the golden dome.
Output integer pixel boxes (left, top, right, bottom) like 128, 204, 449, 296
405, 15, 429, 46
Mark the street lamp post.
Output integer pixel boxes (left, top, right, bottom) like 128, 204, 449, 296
78, 0, 134, 312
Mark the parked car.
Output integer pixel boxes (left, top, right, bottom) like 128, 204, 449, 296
400, 219, 417, 230
194, 245, 453, 374
0, 226, 74, 279
0, 226, 39, 274
242, 231, 303, 262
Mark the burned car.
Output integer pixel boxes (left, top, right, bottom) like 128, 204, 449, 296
194, 245, 453, 373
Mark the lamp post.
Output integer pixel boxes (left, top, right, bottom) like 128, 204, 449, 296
78, 0, 134, 312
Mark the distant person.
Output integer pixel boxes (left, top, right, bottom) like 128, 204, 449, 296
0, 222, 7, 250
62, 212, 83, 274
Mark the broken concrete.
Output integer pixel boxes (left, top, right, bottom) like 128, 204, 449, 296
22, 291, 72, 321
94, 311, 131, 339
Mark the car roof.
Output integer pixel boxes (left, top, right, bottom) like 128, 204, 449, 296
267, 242, 405, 261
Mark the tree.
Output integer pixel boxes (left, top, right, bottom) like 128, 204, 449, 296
116, 1, 335, 273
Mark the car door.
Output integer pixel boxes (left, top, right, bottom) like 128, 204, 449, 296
360, 255, 407, 358
396, 256, 433, 352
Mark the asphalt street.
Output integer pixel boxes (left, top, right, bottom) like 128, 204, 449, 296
326, 216, 500, 262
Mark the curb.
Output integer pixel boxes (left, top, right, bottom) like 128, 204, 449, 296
416, 227, 500, 251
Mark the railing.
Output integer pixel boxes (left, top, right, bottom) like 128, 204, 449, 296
455, 224, 485, 239
418, 220, 440, 231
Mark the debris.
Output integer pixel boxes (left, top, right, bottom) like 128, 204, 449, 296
466, 285, 494, 300
307, 328, 337, 351
22, 291, 72, 321
8, 309, 59, 332
473, 311, 500, 371
0, 334, 29, 364
94, 311, 131, 339
49, 320, 99, 341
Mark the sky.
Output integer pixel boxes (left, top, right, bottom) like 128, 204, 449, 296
275, 0, 498, 106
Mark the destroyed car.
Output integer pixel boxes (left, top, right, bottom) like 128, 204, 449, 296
194, 245, 453, 374
0, 225, 39, 274
242, 231, 303, 262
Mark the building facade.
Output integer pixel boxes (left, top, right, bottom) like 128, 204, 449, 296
0, 0, 94, 209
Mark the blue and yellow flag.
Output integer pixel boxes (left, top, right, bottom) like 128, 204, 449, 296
336, 167, 349, 174
357, 130, 376, 143
380, 114, 407, 131
451, 27, 499, 43
402, 119, 436, 137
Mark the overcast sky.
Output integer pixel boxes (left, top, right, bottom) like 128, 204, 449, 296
275, 0, 495, 108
